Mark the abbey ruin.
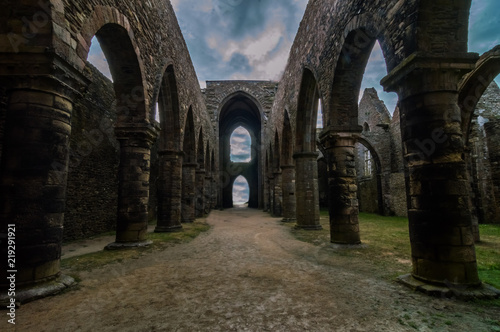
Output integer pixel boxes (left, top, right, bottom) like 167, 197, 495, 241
1, 0, 500, 307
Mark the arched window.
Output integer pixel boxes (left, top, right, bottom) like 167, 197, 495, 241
233, 176, 250, 205
230, 126, 251, 162
363, 122, 370, 132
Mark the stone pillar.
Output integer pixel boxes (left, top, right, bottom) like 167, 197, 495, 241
195, 168, 206, 217
268, 174, 275, 214
381, 54, 481, 287
181, 163, 197, 223
293, 152, 321, 229
263, 173, 270, 212
0, 79, 76, 294
204, 174, 212, 215
155, 150, 183, 232
281, 165, 296, 222
107, 125, 157, 248
273, 171, 283, 217
320, 131, 361, 244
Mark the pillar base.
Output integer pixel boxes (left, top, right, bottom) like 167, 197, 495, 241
294, 224, 323, 230
397, 274, 500, 300
104, 240, 153, 250
0, 274, 75, 305
154, 225, 183, 233
282, 218, 296, 223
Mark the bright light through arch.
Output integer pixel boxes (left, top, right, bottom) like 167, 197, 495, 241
233, 175, 250, 205
230, 126, 251, 162
88, 37, 113, 81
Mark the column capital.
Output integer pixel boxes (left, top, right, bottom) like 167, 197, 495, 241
293, 151, 319, 159
381, 52, 479, 99
0, 53, 90, 99
115, 123, 158, 144
318, 129, 360, 150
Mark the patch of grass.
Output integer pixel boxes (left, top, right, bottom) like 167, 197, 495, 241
284, 210, 500, 290
61, 220, 210, 272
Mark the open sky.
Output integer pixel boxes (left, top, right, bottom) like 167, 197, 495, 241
88, 0, 500, 201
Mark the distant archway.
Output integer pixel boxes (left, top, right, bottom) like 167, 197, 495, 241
233, 176, 250, 205
218, 92, 262, 208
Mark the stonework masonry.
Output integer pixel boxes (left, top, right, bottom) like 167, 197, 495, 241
1, 0, 500, 303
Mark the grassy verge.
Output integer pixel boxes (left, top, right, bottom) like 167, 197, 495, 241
284, 210, 500, 295
61, 220, 210, 272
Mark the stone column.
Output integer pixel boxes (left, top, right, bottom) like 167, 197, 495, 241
155, 150, 183, 232
320, 131, 361, 244
381, 54, 481, 287
195, 168, 206, 217
273, 171, 283, 217
268, 173, 275, 214
107, 125, 157, 249
0, 78, 76, 295
293, 152, 321, 229
281, 165, 296, 222
181, 163, 197, 223
204, 174, 212, 215
263, 172, 270, 212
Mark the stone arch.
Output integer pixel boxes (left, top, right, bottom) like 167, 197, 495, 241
296, 68, 320, 153
281, 110, 296, 222
459, 45, 500, 143
155, 64, 182, 151
329, 27, 382, 129
181, 107, 197, 223
218, 91, 262, 209
79, 7, 149, 124
281, 110, 294, 166
294, 68, 321, 229
356, 137, 384, 215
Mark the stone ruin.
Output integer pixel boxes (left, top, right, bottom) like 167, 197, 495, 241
1, 0, 500, 302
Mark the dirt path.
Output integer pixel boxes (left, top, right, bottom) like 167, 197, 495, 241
5, 208, 500, 331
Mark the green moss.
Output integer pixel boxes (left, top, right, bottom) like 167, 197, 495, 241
61, 220, 210, 272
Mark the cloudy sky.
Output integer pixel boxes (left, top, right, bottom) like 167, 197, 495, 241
88, 0, 500, 203
230, 126, 252, 162
233, 175, 250, 204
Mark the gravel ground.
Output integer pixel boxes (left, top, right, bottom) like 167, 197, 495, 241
5, 208, 500, 331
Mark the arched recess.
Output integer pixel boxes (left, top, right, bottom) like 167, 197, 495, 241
356, 137, 384, 215
154, 64, 183, 233
296, 68, 320, 153
88, 24, 149, 125
459, 45, 500, 143
218, 92, 262, 209
181, 108, 197, 223
281, 110, 296, 222
195, 127, 206, 217
272, 130, 283, 217
156, 64, 182, 151
294, 68, 321, 229
74, 19, 156, 248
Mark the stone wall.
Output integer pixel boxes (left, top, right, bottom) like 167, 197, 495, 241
468, 82, 500, 224
64, 63, 119, 241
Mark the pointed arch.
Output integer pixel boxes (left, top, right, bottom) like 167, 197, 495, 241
156, 65, 181, 151
281, 110, 293, 165
183, 108, 196, 164
197, 127, 205, 168
296, 68, 320, 153
273, 130, 281, 171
